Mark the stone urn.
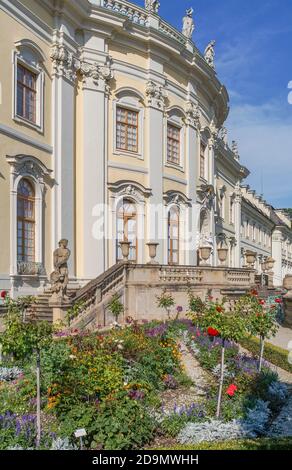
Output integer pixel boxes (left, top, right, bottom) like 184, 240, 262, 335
119, 241, 131, 261
199, 246, 212, 266
283, 275, 292, 292
146, 242, 159, 265
245, 250, 257, 267
265, 257, 275, 271
217, 247, 228, 266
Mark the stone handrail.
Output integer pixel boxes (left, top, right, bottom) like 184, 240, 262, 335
158, 19, 187, 46
71, 261, 127, 322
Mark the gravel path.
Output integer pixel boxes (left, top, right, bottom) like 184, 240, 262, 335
269, 325, 292, 351
159, 342, 212, 414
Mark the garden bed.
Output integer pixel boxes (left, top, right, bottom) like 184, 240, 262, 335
0, 290, 290, 450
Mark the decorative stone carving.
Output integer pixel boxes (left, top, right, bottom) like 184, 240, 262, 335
220, 126, 228, 146
185, 101, 201, 128
182, 8, 195, 39
17, 261, 46, 276
163, 191, 192, 207
50, 239, 71, 301
125, 185, 137, 196
145, 80, 168, 109
232, 140, 240, 160
204, 40, 216, 70
6, 155, 52, 182
50, 44, 79, 83
145, 0, 160, 14
79, 61, 100, 85
197, 184, 215, 210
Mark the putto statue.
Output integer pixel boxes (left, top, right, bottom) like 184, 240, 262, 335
182, 8, 195, 39
204, 40, 216, 69
145, 0, 160, 14
50, 239, 71, 301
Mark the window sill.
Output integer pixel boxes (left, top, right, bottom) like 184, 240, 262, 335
165, 161, 184, 172
13, 115, 43, 134
113, 149, 143, 160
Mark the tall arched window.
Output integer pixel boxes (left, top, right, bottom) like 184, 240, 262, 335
117, 199, 137, 261
17, 179, 35, 263
168, 207, 179, 265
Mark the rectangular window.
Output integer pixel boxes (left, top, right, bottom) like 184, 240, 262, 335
116, 107, 138, 153
229, 198, 234, 224
200, 143, 206, 179
167, 124, 180, 165
17, 64, 37, 123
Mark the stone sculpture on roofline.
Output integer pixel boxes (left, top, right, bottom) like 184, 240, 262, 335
204, 40, 216, 69
182, 7, 195, 39
145, 0, 160, 14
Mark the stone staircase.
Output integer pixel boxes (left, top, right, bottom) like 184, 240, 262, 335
34, 291, 53, 322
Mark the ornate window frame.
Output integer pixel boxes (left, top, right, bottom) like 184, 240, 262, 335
164, 108, 186, 171
12, 40, 45, 132
112, 88, 145, 160
163, 191, 191, 265
6, 155, 51, 276
108, 181, 152, 265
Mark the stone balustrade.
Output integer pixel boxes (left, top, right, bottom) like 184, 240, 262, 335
67, 263, 255, 329
103, 0, 149, 26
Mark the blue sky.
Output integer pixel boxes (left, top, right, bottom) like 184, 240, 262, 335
133, 0, 292, 208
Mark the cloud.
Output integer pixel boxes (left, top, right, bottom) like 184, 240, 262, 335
226, 101, 292, 207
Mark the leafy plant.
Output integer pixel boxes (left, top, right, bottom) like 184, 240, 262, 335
108, 293, 124, 322
65, 301, 85, 327
90, 394, 155, 450
156, 290, 175, 319
235, 292, 279, 371
0, 297, 55, 447
190, 299, 247, 418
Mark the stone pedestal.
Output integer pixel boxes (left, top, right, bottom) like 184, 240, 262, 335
48, 296, 70, 325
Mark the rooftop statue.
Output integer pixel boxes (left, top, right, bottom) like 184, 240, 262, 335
182, 7, 195, 39
204, 40, 216, 69
145, 0, 160, 14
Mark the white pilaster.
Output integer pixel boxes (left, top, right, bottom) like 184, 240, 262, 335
234, 187, 242, 267
272, 228, 283, 286
185, 115, 199, 266
145, 80, 166, 264
51, 43, 77, 276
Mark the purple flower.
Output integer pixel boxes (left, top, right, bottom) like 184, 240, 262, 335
128, 389, 145, 400
163, 374, 178, 390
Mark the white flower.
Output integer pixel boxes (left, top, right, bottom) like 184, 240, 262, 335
69, 355, 77, 360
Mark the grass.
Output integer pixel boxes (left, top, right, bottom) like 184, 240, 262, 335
240, 336, 292, 374
154, 437, 292, 450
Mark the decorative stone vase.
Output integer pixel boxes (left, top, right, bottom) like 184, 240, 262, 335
119, 241, 131, 261
217, 247, 228, 266
265, 257, 275, 272
146, 242, 159, 265
261, 261, 267, 273
245, 250, 257, 267
283, 275, 292, 292
199, 246, 212, 266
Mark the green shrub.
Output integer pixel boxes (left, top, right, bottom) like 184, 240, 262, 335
91, 394, 155, 450
153, 437, 292, 450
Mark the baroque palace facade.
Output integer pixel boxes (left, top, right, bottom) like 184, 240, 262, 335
0, 0, 291, 298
